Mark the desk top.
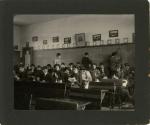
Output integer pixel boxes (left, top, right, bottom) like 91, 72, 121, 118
37, 97, 91, 106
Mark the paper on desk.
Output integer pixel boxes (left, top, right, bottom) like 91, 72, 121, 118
122, 79, 128, 87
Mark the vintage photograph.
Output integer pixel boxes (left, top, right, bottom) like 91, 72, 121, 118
13, 14, 135, 111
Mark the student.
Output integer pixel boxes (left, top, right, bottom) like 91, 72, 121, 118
81, 52, 92, 69
54, 53, 62, 65
99, 63, 108, 79
90, 63, 101, 82
68, 66, 80, 87
60, 63, 66, 72
68, 63, 74, 75
26, 64, 36, 81
109, 50, 122, 75
15, 66, 27, 81
62, 67, 70, 83
80, 67, 92, 89
47, 64, 53, 74
52, 64, 62, 83
111, 70, 133, 105
34, 65, 43, 82
41, 66, 52, 83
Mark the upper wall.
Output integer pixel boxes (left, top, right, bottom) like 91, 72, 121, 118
19, 15, 135, 50
33, 43, 135, 66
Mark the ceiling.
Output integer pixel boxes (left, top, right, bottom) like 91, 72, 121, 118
14, 15, 71, 26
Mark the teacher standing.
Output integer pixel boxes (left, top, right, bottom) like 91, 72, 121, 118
54, 53, 62, 65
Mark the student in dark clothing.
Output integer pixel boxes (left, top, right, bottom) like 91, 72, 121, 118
52, 64, 62, 83
41, 66, 52, 83
62, 67, 70, 83
16, 66, 27, 81
60, 63, 66, 73
47, 64, 53, 74
34, 65, 43, 81
90, 63, 101, 82
26, 64, 36, 81
109, 50, 122, 76
81, 52, 92, 69
99, 62, 109, 79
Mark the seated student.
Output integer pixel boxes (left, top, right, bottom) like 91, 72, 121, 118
60, 62, 66, 72
90, 63, 101, 82
41, 66, 52, 83
123, 63, 131, 79
111, 70, 133, 105
109, 50, 122, 76
47, 64, 53, 74
81, 52, 93, 69
123, 66, 135, 96
15, 66, 27, 81
52, 64, 62, 83
62, 67, 71, 83
127, 71, 135, 96
116, 65, 124, 79
13, 70, 20, 81
80, 67, 92, 89
26, 64, 36, 81
99, 63, 108, 79
68, 63, 74, 74
68, 66, 80, 87
34, 65, 43, 82
76, 62, 81, 70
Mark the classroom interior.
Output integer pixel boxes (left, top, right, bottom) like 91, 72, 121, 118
13, 14, 135, 111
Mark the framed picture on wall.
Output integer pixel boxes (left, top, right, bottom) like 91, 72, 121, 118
43, 40, 48, 45
32, 36, 38, 42
64, 37, 71, 44
75, 33, 85, 42
109, 30, 118, 37
53, 36, 59, 42
92, 34, 101, 41
123, 37, 128, 43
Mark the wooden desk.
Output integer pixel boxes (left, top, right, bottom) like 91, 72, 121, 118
35, 97, 91, 110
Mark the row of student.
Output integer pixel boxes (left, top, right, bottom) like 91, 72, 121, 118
13, 62, 135, 87
13, 62, 135, 105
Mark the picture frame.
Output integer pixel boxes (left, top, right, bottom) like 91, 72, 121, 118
92, 34, 101, 41
43, 40, 48, 45
75, 33, 85, 42
52, 36, 59, 43
64, 37, 71, 44
32, 36, 38, 42
109, 30, 118, 37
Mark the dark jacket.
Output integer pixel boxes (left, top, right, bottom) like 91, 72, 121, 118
81, 57, 92, 69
